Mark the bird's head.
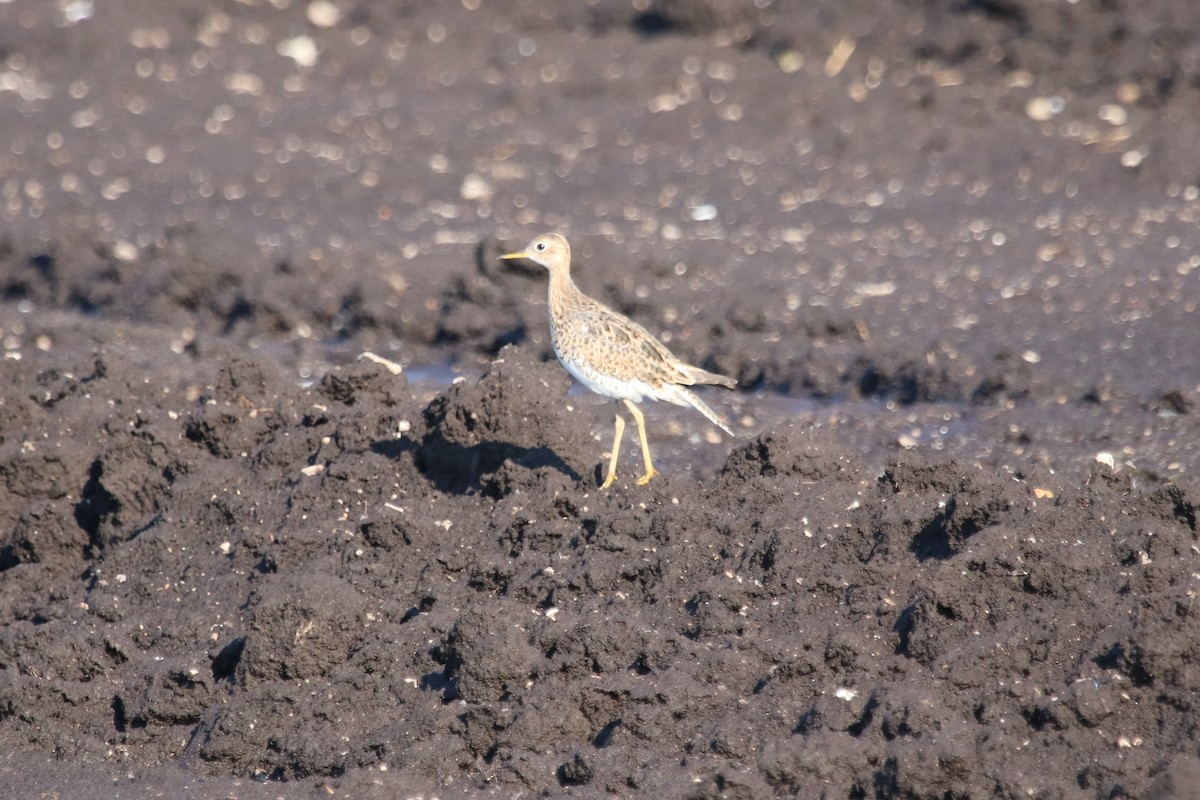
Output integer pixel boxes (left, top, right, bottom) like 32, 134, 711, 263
499, 233, 571, 274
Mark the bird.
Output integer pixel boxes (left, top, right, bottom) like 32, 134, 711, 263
499, 233, 736, 489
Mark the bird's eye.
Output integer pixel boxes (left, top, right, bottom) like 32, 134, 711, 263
536, 242, 546, 251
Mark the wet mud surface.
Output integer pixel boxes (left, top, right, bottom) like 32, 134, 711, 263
2, 1, 1199, 798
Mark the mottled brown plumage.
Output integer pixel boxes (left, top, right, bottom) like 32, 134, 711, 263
500, 233, 736, 488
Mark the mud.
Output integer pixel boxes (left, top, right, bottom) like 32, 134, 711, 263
1, 1, 1199, 798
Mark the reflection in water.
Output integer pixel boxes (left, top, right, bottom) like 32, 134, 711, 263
405, 362, 468, 387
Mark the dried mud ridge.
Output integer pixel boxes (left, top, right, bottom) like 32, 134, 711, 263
3, 0, 1200, 796
1, 341, 1197, 798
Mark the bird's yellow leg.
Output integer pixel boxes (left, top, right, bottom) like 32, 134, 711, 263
623, 399, 658, 486
599, 411, 626, 489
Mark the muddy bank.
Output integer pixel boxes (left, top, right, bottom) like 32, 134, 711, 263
2, 0, 1199, 797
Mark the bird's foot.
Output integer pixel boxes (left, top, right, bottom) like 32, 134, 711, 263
635, 468, 659, 486
600, 471, 618, 490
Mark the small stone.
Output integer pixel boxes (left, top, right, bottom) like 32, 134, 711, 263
1026, 96, 1064, 121
110, 240, 138, 262
1098, 104, 1128, 126
306, 0, 342, 28
1120, 148, 1147, 168
460, 173, 494, 202
776, 49, 804, 74
278, 36, 319, 67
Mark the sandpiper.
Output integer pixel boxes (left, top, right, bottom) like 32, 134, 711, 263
500, 233, 736, 489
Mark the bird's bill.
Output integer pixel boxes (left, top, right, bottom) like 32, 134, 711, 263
498, 250, 529, 261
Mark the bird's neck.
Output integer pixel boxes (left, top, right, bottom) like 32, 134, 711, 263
547, 266, 580, 311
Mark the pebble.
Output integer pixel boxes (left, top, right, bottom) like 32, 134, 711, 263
306, 0, 342, 28
1026, 96, 1065, 122
776, 50, 804, 74
112, 240, 139, 262
1098, 104, 1128, 126
460, 174, 494, 202
278, 36, 319, 67
1120, 148, 1147, 168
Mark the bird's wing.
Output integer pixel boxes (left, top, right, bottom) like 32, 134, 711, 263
566, 306, 699, 387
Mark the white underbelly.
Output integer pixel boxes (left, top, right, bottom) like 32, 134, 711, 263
558, 353, 654, 402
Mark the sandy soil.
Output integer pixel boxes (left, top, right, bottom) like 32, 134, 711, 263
1, 0, 1199, 797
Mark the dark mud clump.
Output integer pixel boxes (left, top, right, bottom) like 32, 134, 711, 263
3, 0, 1200, 798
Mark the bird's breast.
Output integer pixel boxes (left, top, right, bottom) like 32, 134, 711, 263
558, 354, 650, 402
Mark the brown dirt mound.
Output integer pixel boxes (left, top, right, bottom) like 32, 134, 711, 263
2, 0, 1200, 798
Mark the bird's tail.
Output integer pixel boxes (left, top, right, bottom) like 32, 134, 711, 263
683, 365, 738, 389
673, 386, 734, 437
